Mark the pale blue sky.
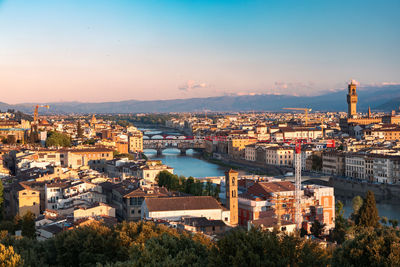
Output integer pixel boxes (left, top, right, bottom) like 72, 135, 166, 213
0, 0, 399, 103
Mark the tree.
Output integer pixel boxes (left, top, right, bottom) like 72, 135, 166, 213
352, 195, 363, 217
310, 220, 326, 239
333, 227, 400, 266
128, 233, 210, 266
0, 180, 3, 220
389, 219, 398, 228
381, 216, 388, 225
77, 120, 84, 139
21, 211, 36, 239
311, 154, 322, 171
330, 201, 348, 244
6, 135, 16, 145
210, 228, 330, 267
0, 244, 23, 267
45, 131, 71, 147
356, 191, 379, 227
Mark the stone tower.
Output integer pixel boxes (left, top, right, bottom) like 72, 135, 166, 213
225, 169, 238, 226
347, 80, 358, 118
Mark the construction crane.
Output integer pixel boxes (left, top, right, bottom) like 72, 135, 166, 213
283, 108, 312, 126
33, 104, 49, 126
294, 140, 302, 229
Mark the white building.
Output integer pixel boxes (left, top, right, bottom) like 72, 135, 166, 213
142, 196, 231, 223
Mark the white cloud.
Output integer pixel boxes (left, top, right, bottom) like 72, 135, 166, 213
178, 80, 208, 91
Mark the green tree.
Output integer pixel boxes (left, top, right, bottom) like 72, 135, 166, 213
210, 228, 330, 267
333, 227, 400, 267
330, 201, 348, 244
0, 180, 3, 220
381, 216, 388, 225
77, 120, 84, 139
351, 195, 363, 219
311, 154, 322, 171
21, 211, 36, 239
389, 219, 398, 228
128, 233, 211, 266
310, 220, 326, 239
45, 131, 71, 147
356, 191, 379, 227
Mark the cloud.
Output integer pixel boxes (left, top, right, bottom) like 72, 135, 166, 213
178, 80, 208, 91
272, 81, 316, 95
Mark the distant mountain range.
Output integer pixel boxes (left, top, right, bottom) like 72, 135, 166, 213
2, 85, 400, 114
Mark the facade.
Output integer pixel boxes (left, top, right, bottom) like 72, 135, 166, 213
322, 151, 346, 176
347, 80, 358, 118
139, 160, 174, 183
128, 128, 143, 153
142, 196, 230, 223
225, 170, 238, 226
238, 181, 335, 231
73, 203, 115, 221
265, 147, 294, 166
228, 137, 257, 159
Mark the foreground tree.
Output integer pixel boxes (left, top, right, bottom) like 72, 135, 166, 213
210, 228, 330, 267
330, 201, 348, 244
351, 195, 363, 220
0, 244, 23, 267
356, 191, 379, 227
21, 211, 36, 239
0, 180, 3, 220
310, 220, 326, 239
333, 227, 400, 266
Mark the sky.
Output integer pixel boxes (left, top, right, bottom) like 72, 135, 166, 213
0, 0, 399, 104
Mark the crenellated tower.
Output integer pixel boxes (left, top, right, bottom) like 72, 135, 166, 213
347, 80, 358, 118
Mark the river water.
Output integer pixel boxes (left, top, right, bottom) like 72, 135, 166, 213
141, 127, 400, 222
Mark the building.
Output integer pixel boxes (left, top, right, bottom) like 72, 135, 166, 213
139, 160, 174, 183
73, 203, 115, 221
225, 170, 238, 226
128, 127, 143, 153
340, 80, 382, 134
180, 217, 227, 235
238, 180, 335, 231
347, 80, 358, 118
265, 147, 294, 167
142, 196, 231, 223
322, 151, 346, 176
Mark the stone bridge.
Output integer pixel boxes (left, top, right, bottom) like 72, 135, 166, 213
143, 139, 206, 155
282, 175, 331, 185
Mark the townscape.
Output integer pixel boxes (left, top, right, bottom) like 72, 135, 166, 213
1, 0, 400, 266
0, 82, 400, 265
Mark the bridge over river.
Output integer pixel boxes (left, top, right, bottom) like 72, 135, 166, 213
143, 138, 206, 155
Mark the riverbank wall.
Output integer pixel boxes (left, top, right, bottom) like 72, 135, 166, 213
330, 177, 400, 203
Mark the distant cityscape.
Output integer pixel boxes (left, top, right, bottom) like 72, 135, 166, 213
0, 80, 399, 265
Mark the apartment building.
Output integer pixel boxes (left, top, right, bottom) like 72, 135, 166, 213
265, 147, 294, 166
322, 151, 346, 176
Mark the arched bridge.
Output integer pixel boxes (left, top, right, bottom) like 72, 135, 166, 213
143, 139, 206, 155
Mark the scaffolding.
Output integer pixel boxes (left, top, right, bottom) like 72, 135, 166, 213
294, 141, 302, 229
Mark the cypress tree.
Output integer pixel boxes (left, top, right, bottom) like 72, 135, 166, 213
356, 190, 379, 227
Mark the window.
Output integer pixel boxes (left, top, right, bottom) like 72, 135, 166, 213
131, 209, 135, 214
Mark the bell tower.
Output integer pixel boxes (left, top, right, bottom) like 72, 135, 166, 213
225, 169, 238, 226
347, 80, 358, 118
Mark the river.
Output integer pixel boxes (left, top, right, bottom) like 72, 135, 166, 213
141, 127, 400, 222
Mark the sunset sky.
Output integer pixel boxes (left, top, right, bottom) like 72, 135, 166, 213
0, 0, 399, 104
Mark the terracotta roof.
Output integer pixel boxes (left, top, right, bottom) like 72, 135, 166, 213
145, 196, 223, 212
246, 181, 294, 200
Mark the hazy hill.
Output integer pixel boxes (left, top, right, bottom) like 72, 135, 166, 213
3, 85, 400, 114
